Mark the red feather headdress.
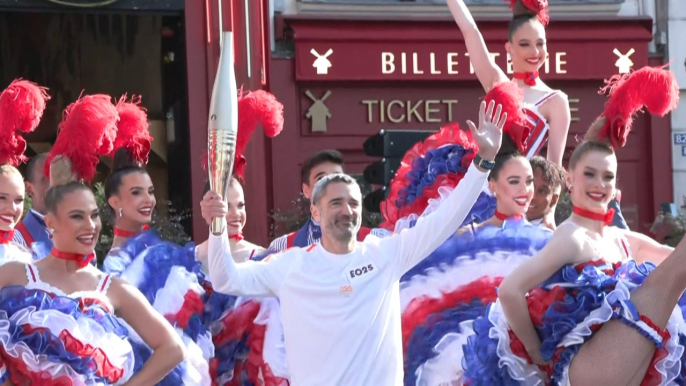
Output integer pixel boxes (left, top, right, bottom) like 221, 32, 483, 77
587, 66, 679, 149
111, 95, 153, 165
507, 0, 549, 26
201, 89, 284, 178
44, 94, 119, 183
484, 81, 531, 154
0, 79, 50, 166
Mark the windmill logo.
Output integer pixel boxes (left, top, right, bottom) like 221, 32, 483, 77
311, 48, 333, 75
305, 90, 332, 133
613, 48, 635, 74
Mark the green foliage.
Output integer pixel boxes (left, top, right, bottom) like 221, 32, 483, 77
554, 190, 573, 225
93, 182, 192, 266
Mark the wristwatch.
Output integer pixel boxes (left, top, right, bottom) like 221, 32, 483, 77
473, 154, 495, 170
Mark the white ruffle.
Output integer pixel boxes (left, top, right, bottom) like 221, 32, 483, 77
152, 266, 205, 317
255, 298, 289, 379
0, 244, 33, 266
116, 248, 147, 287
178, 328, 213, 386
415, 320, 475, 386
0, 308, 134, 384
393, 182, 491, 234
400, 250, 531, 312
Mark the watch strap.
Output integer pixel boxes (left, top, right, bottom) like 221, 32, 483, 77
474, 154, 495, 170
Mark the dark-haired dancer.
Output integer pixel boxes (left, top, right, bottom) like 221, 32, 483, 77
463, 66, 681, 385
448, 0, 568, 165
394, 83, 552, 385
448, 0, 631, 230
0, 93, 184, 384
101, 96, 213, 385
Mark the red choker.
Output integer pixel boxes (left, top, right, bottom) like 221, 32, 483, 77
113, 224, 150, 238
494, 210, 525, 221
514, 71, 539, 86
51, 248, 95, 268
229, 233, 244, 241
572, 206, 615, 226
0, 230, 14, 244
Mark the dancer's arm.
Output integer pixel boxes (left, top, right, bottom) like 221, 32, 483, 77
623, 230, 673, 265
498, 224, 583, 363
110, 278, 185, 385
542, 94, 570, 166
447, 0, 508, 91
202, 192, 291, 297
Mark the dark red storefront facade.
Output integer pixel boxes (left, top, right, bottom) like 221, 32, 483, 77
265, 15, 671, 234
185, 3, 672, 241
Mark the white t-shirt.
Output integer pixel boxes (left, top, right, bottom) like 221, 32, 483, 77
208, 164, 488, 386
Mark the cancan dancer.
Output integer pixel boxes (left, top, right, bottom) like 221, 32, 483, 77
102, 95, 212, 385
0, 79, 50, 264
463, 65, 682, 385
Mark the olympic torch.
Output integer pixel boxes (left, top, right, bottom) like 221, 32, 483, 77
208, 32, 238, 235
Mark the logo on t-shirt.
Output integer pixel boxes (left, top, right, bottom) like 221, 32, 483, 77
340, 285, 353, 296
348, 263, 376, 281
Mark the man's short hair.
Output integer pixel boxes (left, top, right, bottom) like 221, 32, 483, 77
25, 153, 48, 183
301, 150, 344, 185
311, 173, 358, 205
530, 156, 565, 191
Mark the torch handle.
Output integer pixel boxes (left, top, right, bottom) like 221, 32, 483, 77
211, 217, 225, 236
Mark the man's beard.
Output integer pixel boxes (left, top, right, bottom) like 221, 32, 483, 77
329, 214, 360, 242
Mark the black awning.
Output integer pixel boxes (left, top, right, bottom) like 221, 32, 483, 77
0, 0, 184, 13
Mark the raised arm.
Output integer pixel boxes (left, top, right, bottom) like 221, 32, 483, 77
202, 191, 290, 297
498, 224, 583, 364
623, 229, 673, 265
447, 0, 508, 91
110, 278, 185, 385
543, 93, 570, 166
384, 101, 505, 275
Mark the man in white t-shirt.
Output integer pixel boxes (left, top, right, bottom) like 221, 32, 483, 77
201, 100, 507, 385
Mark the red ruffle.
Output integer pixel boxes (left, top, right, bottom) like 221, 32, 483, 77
246, 324, 290, 386
402, 276, 502, 352
507, 0, 550, 26
17, 325, 124, 383
640, 329, 669, 386
166, 290, 205, 329
484, 81, 531, 154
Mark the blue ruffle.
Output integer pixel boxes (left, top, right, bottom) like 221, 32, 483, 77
0, 286, 129, 382
105, 230, 204, 311
402, 220, 551, 283
405, 301, 489, 386
397, 144, 470, 209
463, 260, 662, 385
30, 241, 51, 262
462, 303, 522, 386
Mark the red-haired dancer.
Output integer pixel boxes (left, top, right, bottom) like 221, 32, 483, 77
464, 66, 684, 385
